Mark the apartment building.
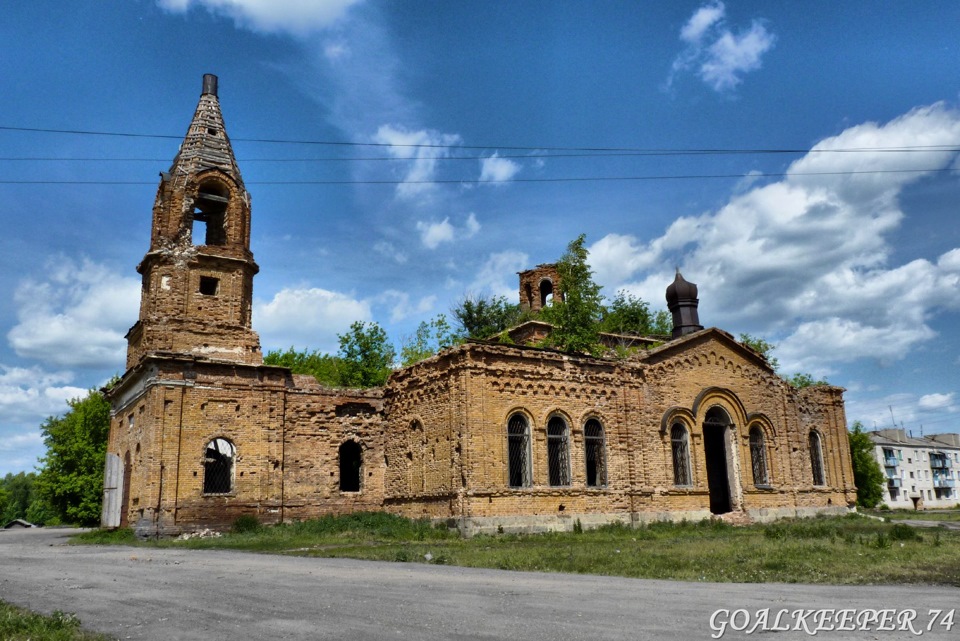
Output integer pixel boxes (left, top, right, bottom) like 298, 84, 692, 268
869, 429, 960, 509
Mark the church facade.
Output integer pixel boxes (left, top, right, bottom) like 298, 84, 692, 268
102, 76, 856, 537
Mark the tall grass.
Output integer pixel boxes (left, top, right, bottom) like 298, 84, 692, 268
0, 600, 113, 641
74, 512, 960, 586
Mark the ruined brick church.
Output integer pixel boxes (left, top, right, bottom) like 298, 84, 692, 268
102, 76, 856, 537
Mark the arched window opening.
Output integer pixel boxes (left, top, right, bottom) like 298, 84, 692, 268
547, 416, 571, 486
809, 431, 826, 486
507, 414, 531, 487
671, 424, 691, 486
203, 437, 235, 494
192, 181, 228, 246
539, 279, 554, 307
749, 426, 769, 486
584, 419, 607, 487
339, 440, 362, 492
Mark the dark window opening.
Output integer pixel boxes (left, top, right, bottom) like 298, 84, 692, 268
547, 416, 570, 486
339, 441, 362, 492
750, 426, 769, 485
207, 127, 218, 136
199, 276, 219, 296
203, 438, 235, 494
539, 279, 554, 307
671, 423, 691, 486
507, 414, 531, 487
584, 419, 606, 487
192, 181, 229, 246
809, 431, 826, 486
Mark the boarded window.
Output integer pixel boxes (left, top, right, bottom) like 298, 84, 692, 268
203, 438, 235, 494
584, 419, 607, 487
750, 426, 769, 485
809, 431, 826, 486
547, 416, 570, 486
507, 414, 531, 487
339, 441, 362, 492
671, 424, 691, 486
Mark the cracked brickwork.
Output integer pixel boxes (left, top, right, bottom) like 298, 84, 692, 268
104, 76, 855, 537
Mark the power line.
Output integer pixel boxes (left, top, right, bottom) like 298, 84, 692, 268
0, 167, 954, 186
2, 124, 960, 154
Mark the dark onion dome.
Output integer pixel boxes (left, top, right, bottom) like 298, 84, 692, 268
666, 270, 698, 306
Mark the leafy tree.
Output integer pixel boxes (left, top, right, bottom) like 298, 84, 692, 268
451, 295, 522, 339
848, 421, 886, 508
337, 321, 396, 388
738, 333, 781, 370
786, 372, 829, 388
34, 389, 111, 525
1, 472, 37, 523
540, 235, 605, 354
400, 315, 459, 366
600, 290, 672, 336
264, 347, 342, 387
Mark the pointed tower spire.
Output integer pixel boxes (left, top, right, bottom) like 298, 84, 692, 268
125, 74, 262, 369
167, 74, 244, 190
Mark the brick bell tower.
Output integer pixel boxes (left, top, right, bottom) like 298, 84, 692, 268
125, 74, 262, 368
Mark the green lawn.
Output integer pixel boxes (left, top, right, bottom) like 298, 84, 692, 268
74, 512, 960, 586
0, 600, 114, 641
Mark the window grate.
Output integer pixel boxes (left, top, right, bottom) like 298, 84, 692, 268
809, 431, 826, 486
203, 438, 235, 494
584, 419, 606, 487
671, 424, 691, 486
508, 414, 531, 487
750, 427, 769, 485
547, 417, 570, 486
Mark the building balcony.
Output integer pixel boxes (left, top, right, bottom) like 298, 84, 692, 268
930, 456, 952, 469
933, 478, 956, 489
883, 456, 898, 467
887, 478, 902, 488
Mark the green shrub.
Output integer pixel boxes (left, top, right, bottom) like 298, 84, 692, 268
231, 515, 262, 534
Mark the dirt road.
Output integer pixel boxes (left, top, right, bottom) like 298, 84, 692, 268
1, 527, 957, 640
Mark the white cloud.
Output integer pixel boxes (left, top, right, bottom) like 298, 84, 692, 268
465, 212, 481, 237
373, 241, 407, 264
918, 393, 956, 412
0, 365, 86, 425
254, 287, 371, 352
373, 125, 462, 200
479, 153, 522, 184
469, 251, 529, 300
7, 259, 140, 369
416, 213, 481, 249
416, 218, 455, 249
680, 0, 725, 45
587, 102, 960, 374
157, 0, 362, 37
670, 1, 775, 92
377, 291, 436, 323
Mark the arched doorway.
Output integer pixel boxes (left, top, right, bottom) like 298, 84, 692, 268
702, 407, 732, 514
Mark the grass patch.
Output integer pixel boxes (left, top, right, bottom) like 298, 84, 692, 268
74, 512, 960, 585
0, 600, 114, 641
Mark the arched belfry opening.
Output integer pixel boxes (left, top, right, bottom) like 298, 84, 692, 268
518, 264, 563, 313
702, 407, 733, 514
192, 180, 229, 246
539, 279, 554, 307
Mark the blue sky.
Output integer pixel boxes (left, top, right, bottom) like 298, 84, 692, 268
2, 1, 959, 475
